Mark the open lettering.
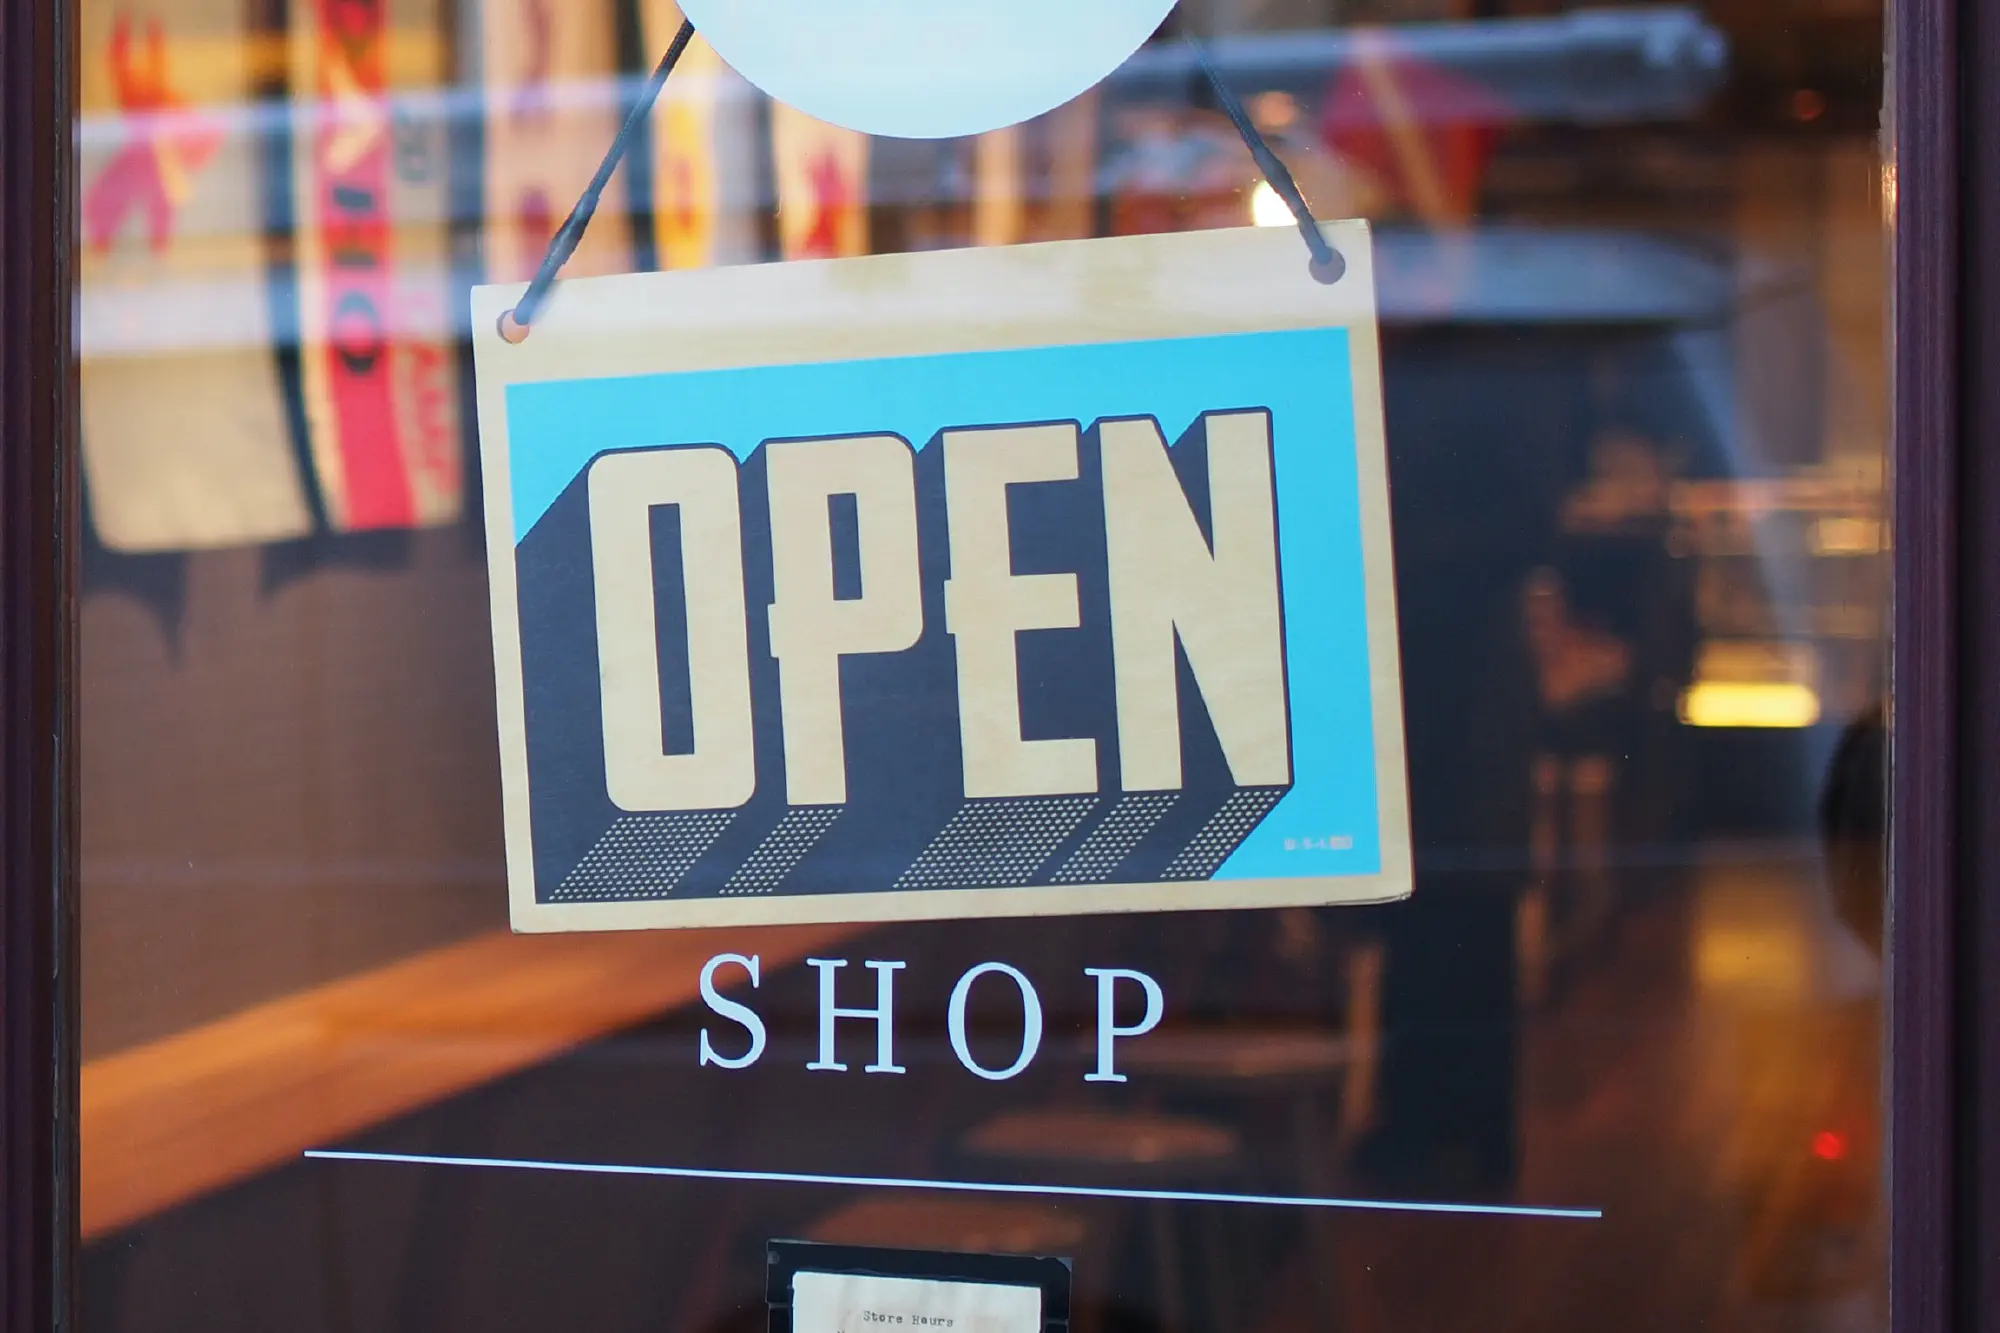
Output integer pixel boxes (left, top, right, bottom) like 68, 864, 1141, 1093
514, 408, 1298, 901
592, 415, 1288, 807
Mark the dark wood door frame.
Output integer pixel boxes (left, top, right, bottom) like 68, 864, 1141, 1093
1968, 0, 2000, 1322
0, 0, 1983, 1327
0, 0, 77, 1324
1890, 0, 2000, 1328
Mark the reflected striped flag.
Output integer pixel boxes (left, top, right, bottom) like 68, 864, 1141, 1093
640, 0, 758, 270
481, 0, 633, 283
770, 100, 868, 261
1038, 90, 1101, 242
1319, 29, 1511, 226
78, 0, 314, 552
973, 125, 1026, 249
286, 0, 463, 531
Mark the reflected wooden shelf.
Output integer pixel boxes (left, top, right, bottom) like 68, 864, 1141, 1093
81, 922, 856, 1240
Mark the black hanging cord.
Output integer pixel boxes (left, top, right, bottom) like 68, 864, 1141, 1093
501, 17, 697, 340
498, 16, 1342, 338
1191, 39, 1344, 283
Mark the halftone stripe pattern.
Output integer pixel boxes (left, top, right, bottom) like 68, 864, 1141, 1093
1162, 787, 1286, 880
894, 797, 1096, 890
721, 806, 840, 895
1051, 792, 1179, 883
551, 812, 734, 901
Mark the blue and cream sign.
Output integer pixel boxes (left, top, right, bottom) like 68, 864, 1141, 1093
473, 224, 1410, 931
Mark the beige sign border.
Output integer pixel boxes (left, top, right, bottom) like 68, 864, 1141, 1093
472, 222, 1410, 933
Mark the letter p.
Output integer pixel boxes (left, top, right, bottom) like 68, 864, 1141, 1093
1083, 966, 1164, 1083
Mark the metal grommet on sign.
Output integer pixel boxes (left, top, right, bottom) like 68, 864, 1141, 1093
498, 309, 532, 344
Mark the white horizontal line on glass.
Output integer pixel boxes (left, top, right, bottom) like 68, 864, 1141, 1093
303, 1149, 1604, 1221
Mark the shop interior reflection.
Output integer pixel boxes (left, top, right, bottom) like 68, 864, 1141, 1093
77, 0, 1886, 1329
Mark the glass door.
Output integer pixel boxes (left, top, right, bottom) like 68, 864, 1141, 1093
62, 0, 1902, 1330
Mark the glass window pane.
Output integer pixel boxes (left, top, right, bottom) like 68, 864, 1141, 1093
78, 1, 1889, 1330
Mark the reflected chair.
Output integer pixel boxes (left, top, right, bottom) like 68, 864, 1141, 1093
960, 1107, 1242, 1333
1112, 944, 1383, 1333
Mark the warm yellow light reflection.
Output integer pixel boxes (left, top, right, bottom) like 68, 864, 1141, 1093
1678, 681, 1823, 729
1250, 180, 1291, 228
1810, 515, 1881, 554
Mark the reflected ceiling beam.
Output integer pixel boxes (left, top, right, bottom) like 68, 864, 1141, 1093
81, 922, 856, 1239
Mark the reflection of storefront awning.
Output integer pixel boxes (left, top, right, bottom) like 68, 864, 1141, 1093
1109, 7, 1729, 124
1374, 226, 1747, 327
73, 7, 1732, 243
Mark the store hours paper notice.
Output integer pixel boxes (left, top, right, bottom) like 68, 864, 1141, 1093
793, 1271, 1042, 1333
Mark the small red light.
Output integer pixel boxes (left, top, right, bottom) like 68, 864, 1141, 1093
1811, 1131, 1848, 1161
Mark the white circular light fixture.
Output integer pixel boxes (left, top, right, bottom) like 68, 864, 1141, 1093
677, 0, 1179, 139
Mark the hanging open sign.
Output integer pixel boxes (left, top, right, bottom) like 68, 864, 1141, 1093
473, 224, 1409, 931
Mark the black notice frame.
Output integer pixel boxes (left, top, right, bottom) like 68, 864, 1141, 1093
767, 1240, 1072, 1333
